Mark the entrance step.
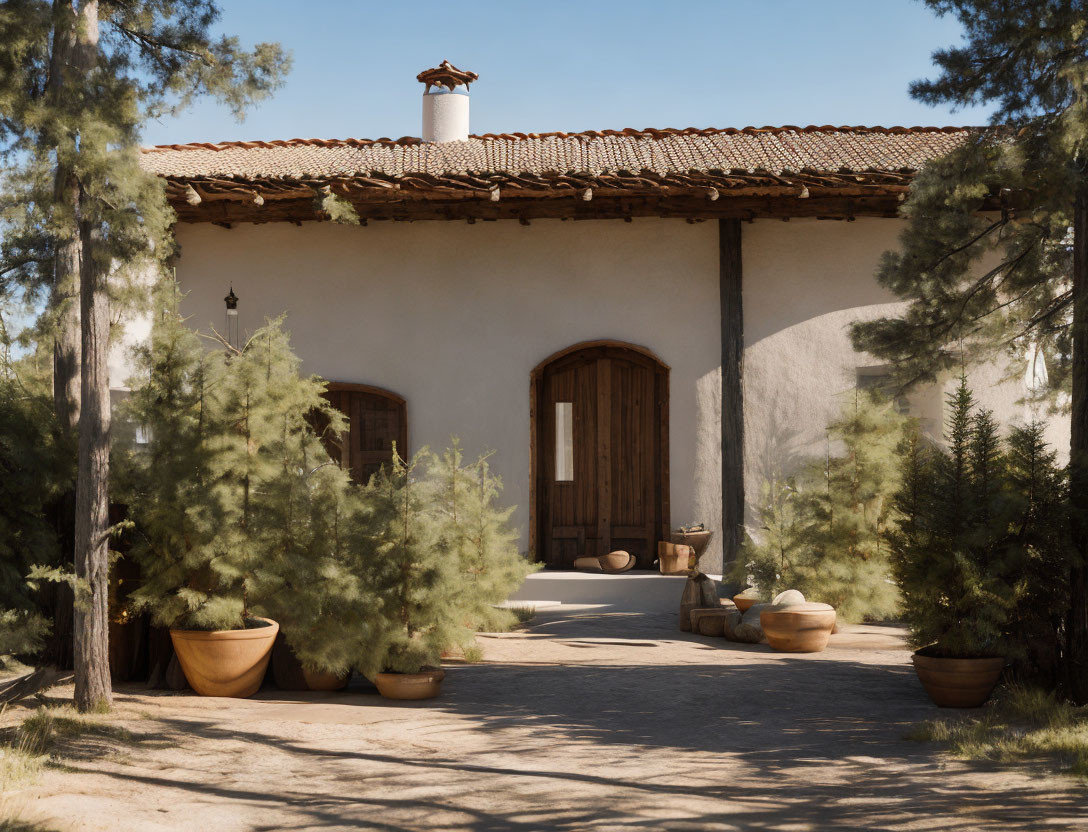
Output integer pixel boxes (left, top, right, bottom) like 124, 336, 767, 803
509, 570, 722, 614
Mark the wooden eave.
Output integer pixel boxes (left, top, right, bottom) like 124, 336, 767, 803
162, 169, 922, 225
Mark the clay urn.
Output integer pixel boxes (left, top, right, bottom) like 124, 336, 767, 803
911, 653, 1004, 708
760, 602, 837, 653
732, 587, 761, 613
374, 668, 446, 700
170, 617, 278, 698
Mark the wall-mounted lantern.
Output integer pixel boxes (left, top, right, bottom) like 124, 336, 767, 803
224, 287, 239, 348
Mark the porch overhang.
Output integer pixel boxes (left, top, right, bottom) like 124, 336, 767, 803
141, 125, 978, 225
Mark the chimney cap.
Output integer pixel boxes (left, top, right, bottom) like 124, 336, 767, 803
417, 60, 478, 93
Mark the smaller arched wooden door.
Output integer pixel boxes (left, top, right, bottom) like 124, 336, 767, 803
531, 342, 669, 569
313, 382, 408, 484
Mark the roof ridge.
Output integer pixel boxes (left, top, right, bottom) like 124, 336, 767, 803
142, 124, 975, 153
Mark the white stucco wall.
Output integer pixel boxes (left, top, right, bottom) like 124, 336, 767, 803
115, 214, 1070, 576
166, 218, 724, 564
742, 217, 1070, 531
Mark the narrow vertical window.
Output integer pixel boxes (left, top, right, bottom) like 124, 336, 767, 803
555, 402, 574, 481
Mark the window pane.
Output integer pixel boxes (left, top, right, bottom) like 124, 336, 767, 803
555, 402, 573, 481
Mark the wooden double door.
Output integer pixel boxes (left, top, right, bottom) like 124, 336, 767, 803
533, 343, 669, 569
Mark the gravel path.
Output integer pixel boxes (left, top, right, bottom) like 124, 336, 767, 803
5, 608, 1087, 831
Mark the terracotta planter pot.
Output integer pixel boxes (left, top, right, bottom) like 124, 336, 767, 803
760, 603, 836, 652
271, 632, 307, 690
302, 668, 350, 691
270, 632, 350, 691
170, 618, 278, 698
733, 595, 757, 613
374, 669, 446, 700
912, 653, 1004, 708
671, 530, 713, 569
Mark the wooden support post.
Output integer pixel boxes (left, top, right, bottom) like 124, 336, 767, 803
719, 219, 744, 577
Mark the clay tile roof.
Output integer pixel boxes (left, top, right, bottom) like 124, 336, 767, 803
139, 125, 971, 185
416, 60, 478, 92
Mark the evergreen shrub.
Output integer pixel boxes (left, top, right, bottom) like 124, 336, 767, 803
889, 377, 1071, 674
118, 290, 380, 675
735, 391, 907, 622
119, 287, 533, 679
0, 357, 75, 661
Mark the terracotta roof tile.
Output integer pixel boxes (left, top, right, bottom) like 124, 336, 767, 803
140, 125, 970, 183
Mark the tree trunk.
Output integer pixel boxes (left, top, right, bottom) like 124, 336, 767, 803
71, 0, 111, 714
1068, 180, 1088, 705
47, 0, 81, 431
73, 204, 111, 712
52, 172, 81, 432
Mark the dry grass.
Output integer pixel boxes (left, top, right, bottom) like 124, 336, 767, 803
908, 685, 1088, 777
0, 705, 137, 832
473, 605, 538, 635
461, 644, 485, 663
0, 706, 135, 787
509, 606, 537, 625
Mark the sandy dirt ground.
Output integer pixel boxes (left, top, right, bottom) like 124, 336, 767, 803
3, 607, 1087, 831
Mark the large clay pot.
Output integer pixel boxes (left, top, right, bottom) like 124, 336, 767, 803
760, 602, 836, 652
374, 668, 446, 700
912, 653, 1004, 708
170, 618, 278, 698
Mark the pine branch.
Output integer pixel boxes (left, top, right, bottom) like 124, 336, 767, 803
109, 22, 212, 66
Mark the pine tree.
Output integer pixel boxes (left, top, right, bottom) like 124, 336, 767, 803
1004, 420, 1072, 686
0, 346, 73, 661
118, 298, 379, 674
848, 0, 1088, 701
0, 1, 290, 711
354, 449, 469, 677
430, 440, 537, 634
886, 376, 1071, 666
738, 391, 906, 621
733, 475, 807, 604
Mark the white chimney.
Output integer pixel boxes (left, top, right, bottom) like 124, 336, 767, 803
417, 60, 478, 143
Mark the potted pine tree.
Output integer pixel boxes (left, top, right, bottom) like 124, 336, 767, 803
430, 441, 537, 637
889, 378, 1067, 707
355, 450, 468, 699
119, 289, 376, 697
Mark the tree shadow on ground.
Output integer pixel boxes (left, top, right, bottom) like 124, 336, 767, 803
75, 609, 1088, 831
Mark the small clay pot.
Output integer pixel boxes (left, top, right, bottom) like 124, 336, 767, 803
760, 603, 836, 652
374, 668, 446, 700
733, 595, 757, 613
302, 668, 350, 691
170, 618, 278, 698
912, 653, 1004, 708
271, 633, 350, 691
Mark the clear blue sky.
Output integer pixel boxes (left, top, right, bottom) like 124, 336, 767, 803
143, 0, 993, 146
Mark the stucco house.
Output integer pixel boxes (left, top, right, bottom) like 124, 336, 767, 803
123, 62, 1064, 575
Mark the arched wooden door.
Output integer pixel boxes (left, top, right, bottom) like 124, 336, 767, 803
314, 382, 407, 484
531, 342, 669, 569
